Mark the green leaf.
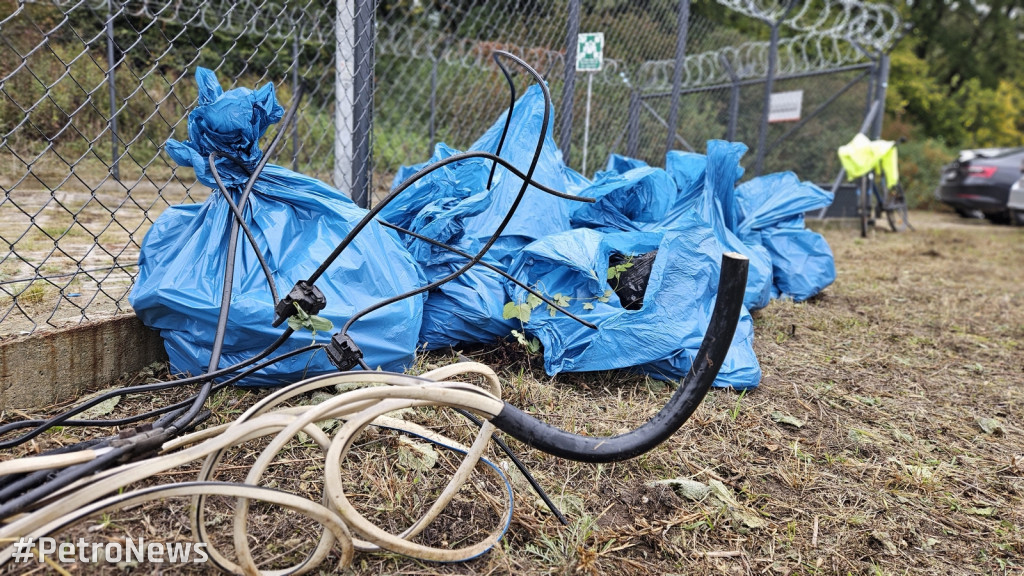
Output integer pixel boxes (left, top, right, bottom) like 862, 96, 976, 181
526, 293, 543, 309
517, 303, 532, 323
308, 315, 334, 333
526, 337, 542, 354
287, 316, 304, 331
547, 305, 557, 317
81, 396, 120, 419
582, 302, 595, 310
607, 267, 617, 280
976, 417, 1005, 435
292, 302, 310, 321
554, 293, 571, 307
770, 411, 805, 428
502, 301, 520, 320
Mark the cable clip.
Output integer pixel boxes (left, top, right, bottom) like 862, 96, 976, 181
110, 423, 169, 461
273, 281, 327, 327
326, 333, 363, 371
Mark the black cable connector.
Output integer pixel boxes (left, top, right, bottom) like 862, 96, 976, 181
325, 333, 363, 371
273, 281, 327, 327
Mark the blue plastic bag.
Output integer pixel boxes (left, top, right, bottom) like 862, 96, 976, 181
735, 172, 833, 238
735, 173, 836, 301
505, 225, 761, 389
569, 166, 676, 230
584, 144, 773, 310
760, 219, 837, 302
459, 84, 589, 264
594, 153, 650, 180
131, 68, 425, 385
386, 84, 591, 349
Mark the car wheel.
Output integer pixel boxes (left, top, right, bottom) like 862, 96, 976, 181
1011, 209, 1024, 227
984, 211, 1011, 225
955, 208, 984, 219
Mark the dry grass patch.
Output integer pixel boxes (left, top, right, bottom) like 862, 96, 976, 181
2, 211, 1022, 575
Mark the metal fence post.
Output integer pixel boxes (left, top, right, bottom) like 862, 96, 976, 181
429, 53, 438, 154
665, 0, 690, 156
333, 0, 354, 194
559, 0, 580, 161
105, 0, 120, 181
719, 53, 739, 142
863, 58, 878, 130
292, 31, 300, 171
351, 0, 373, 208
626, 89, 640, 158
753, 1, 797, 177
871, 53, 890, 139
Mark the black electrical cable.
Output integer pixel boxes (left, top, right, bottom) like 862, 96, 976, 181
452, 407, 568, 526
0, 329, 296, 449
304, 149, 589, 296
0, 407, 187, 518
207, 84, 305, 375
0, 344, 326, 515
336, 52, 570, 340
209, 153, 280, 306
377, 220, 597, 330
0, 437, 109, 501
0, 341, 323, 452
485, 54, 517, 191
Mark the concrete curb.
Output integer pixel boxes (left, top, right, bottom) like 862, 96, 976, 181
1, 315, 166, 410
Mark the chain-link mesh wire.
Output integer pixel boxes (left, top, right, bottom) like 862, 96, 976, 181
372, 1, 570, 196
1, 0, 892, 337
0, 0, 342, 336
563, 4, 759, 174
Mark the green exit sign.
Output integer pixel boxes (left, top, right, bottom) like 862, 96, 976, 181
576, 33, 604, 71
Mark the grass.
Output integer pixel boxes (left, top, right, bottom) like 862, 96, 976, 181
0, 210, 1022, 575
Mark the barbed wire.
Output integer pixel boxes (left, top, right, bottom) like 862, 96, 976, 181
633, 31, 865, 92
36, 0, 334, 42
713, 0, 902, 52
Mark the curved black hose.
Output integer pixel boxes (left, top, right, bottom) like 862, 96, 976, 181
489, 253, 749, 463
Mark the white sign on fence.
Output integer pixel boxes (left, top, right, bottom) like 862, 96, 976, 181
768, 90, 804, 123
576, 33, 604, 72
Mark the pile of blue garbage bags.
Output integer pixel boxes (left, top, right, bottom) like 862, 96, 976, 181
132, 71, 835, 390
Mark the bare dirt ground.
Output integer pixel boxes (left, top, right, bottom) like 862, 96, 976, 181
1, 210, 1022, 575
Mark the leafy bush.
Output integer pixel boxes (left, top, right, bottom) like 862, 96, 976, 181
895, 138, 956, 210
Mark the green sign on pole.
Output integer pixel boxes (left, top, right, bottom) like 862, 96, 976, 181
576, 32, 604, 72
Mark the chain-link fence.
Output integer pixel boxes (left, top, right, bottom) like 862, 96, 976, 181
0, 0, 898, 337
